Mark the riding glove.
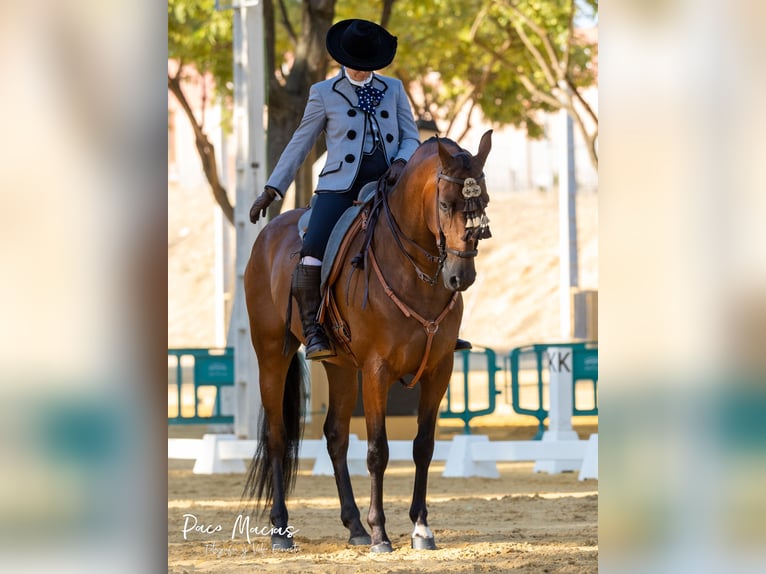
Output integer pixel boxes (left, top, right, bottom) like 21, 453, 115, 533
249, 186, 279, 223
385, 159, 407, 186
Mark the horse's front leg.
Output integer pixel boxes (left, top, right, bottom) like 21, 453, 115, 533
362, 363, 393, 552
322, 363, 371, 546
409, 358, 452, 550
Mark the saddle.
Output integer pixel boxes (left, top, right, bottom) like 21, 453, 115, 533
296, 181, 377, 286
294, 181, 381, 360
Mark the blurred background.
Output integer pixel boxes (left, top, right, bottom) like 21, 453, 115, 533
0, 1, 166, 573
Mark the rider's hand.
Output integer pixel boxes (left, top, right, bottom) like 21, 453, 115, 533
384, 159, 407, 186
249, 186, 279, 223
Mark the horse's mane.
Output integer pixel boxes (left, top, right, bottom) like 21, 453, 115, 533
421, 135, 460, 149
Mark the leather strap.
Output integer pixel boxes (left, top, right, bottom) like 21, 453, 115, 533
368, 247, 458, 388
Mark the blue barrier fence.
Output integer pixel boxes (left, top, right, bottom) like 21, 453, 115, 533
438, 343, 598, 436
167, 343, 597, 434
439, 348, 502, 434
505, 342, 598, 439
168, 348, 235, 425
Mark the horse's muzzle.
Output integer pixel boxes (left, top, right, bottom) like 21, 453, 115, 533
443, 264, 476, 292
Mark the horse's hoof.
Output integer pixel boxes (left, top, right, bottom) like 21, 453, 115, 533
348, 534, 372, 546
370, 541, 393, 553
411, 536, 437, 550
271, 535, 294, 551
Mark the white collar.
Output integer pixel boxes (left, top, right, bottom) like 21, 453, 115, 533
344, 68, 374, 87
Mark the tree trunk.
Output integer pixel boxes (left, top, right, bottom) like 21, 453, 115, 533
264, 0, 336, 218
168, 73, 235, 226
380, 0, 396, 28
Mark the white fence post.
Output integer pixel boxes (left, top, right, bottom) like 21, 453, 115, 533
534, 347, 583, 473
170, 433, 596, 479
578, 434, 598, 480
311, 435, 367, 476
443, 435, 500, 479
192, 434, 246, 474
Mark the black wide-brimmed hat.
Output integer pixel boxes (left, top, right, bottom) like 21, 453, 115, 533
326, 19, 397, 72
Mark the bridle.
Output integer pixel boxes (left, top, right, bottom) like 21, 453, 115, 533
376, 169, 488, 286
345, 165, 489, 388
435, 170, 487, 260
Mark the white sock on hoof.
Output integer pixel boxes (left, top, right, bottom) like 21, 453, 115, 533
412, 524, 434, 539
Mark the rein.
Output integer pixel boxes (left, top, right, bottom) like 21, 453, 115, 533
380, 183, 445, 286
347, 168, 487, 388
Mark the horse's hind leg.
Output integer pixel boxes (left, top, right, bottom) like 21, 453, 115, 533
265, 355, 296, 549
409, 360, 453, 550
243, 301, 303, 551
243, 214, 307, 549
245, 346, 303, 550
322, 363, 371, 545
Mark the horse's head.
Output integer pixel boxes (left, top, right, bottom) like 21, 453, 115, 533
433, 129, 493, 291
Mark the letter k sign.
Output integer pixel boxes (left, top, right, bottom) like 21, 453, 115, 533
547, 351, 571, 373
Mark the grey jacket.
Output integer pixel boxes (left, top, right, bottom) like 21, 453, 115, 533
266, 69, 420, 195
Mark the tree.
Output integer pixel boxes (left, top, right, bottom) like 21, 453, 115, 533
166, 0, 345, 219
263, 0, 397, 213
470, 0, 598, 168
378, 0, 598, 167
168, 0, 598, 225
168, 0, 235, 224
263, 0, 336, 215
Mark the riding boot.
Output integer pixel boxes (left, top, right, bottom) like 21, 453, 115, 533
455, 338, 473, 351
292, 263, 335, 360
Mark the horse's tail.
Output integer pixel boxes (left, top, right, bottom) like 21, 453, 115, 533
242, 353, 305, 513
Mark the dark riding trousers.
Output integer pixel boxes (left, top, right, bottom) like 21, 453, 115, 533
301, 144, 389, 260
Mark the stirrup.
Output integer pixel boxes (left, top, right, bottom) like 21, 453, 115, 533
305, 332, 335, 360
455, 338, 472, 351
306, 347, 335, 361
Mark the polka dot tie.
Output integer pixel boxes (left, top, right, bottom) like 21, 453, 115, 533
355, 84, 384, 115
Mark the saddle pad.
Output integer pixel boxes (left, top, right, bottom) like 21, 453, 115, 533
320, 181, 378, 291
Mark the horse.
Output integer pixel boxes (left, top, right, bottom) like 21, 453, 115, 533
242, 130, 493, 552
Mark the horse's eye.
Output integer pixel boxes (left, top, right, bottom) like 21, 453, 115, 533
439, 201, 450, 213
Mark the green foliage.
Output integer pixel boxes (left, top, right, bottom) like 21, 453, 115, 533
334, 2, 380, 27
333, 0, 597, 140
167, 0, 596, 142
168, 0, 233, 102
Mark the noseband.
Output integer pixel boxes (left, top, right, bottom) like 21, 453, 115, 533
436, 170, 491, 259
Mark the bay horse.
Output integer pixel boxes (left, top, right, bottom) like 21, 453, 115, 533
243, 130, 492, 552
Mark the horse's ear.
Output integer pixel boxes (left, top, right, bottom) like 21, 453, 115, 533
437, 137, 454, 170
474, 129, 493, 167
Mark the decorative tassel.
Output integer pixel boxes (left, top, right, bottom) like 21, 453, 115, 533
464, 197, 481, 215
479, 214, 491, 239
460, 176, 492, 241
